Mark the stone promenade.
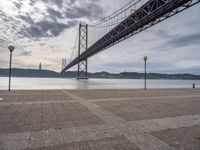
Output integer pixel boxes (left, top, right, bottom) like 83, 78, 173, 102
0, 89, 200, 150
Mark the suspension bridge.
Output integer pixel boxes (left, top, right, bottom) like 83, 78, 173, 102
61, 0, 200, 79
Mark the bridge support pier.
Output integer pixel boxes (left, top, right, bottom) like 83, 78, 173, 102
77, 59, 88, 79
77, 23, 88, 79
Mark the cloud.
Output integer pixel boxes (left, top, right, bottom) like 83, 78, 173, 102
13, 1, 23, 9
40, 43, 46, 47
64, 1, 103, 19
0, 38, 9, 48
29, 0, 38, 6
41, 0, 65, 8
167, 33, 200, 48
13, 0, 103, 39
18, 20, 77, 38
19, 14, 34, 24
47, 8, 63, 19
0, 59, 8, 66
20, 50, 32, 56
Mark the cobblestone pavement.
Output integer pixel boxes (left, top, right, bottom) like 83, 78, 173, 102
0, 89, 200, 150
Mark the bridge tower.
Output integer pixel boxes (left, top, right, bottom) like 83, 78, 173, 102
77, 23, 88, 79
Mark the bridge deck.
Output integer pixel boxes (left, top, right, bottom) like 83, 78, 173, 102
62, 0, 199, 72
0, 88, 200, 150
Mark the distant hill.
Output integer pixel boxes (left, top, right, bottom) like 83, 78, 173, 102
0, 68, 200, 80
0, 68, 59, 78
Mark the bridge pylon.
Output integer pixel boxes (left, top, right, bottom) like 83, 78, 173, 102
77, 23, 88, 79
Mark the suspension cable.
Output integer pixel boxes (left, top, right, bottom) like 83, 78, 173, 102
68, 29, 79, 64
88, 0, 142, 28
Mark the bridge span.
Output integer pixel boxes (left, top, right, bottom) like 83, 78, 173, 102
61, 0, 200, 78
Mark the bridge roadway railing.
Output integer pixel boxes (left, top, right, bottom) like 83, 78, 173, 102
61, 0, 199, 72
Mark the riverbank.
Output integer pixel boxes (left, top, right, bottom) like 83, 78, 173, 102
0, 89, 200, 149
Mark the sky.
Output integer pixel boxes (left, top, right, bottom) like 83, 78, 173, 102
0, 0, 200, 74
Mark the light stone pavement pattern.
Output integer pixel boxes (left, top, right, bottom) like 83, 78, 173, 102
0, 89, 200, 150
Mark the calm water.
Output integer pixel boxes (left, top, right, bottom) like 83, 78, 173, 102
0, 77, 200, 90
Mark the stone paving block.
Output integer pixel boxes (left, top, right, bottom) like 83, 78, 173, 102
88, 136, 139, 150
69, 89, 200, 100
15, 124, 33, 133
24, 144, 66, 150
53, 102, 105, 128
96, 97, 200, 121
1, 93, 73, 102
0, 115, 10, 126
30, 141, 90, 150
0, 132, 30, 150
49, 144, 66, 150
42, 123, 59, 131
0, 104, 21, 115
26, 136, 140, 150
150, 125, 200, 150
1, 124, 16, 134
0, 105, 10, 115
126, 115, 200, 134
31, 124, 42, 132
29, 129, 64, 149
0, 100, 103, 133
1, 89, 200, 150
61, 125, 113, 143
64, 141, 91, 150
0, 90, 64, 96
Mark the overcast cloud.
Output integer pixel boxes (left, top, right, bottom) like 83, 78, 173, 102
0, 0, 200, 74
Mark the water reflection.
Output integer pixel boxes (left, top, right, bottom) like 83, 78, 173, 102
0, 77, 199, 90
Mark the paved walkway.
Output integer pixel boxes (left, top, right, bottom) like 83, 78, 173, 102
0, 89, 200, 150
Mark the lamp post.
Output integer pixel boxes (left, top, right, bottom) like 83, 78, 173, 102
8, 45, 15, 91
143, 56, 148, 90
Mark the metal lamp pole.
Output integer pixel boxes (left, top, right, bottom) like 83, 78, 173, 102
144, 56, 148, 90
8, 45, 15, 91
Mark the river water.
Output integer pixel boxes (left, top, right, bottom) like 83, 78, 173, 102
0, 77, 199, 90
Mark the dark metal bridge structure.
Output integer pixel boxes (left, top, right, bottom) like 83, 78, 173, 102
61, 0, 200, 79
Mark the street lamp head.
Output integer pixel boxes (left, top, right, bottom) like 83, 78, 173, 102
144, 56, 148, 61
8, 45, 15, 52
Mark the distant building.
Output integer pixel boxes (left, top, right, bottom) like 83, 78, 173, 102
39, 62, 42, 70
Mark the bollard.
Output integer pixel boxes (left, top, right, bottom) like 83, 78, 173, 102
193, 84, 195, 89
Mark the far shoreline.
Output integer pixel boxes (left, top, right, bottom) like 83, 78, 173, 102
0, 76, 200, 81
1, 68, 200, 80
